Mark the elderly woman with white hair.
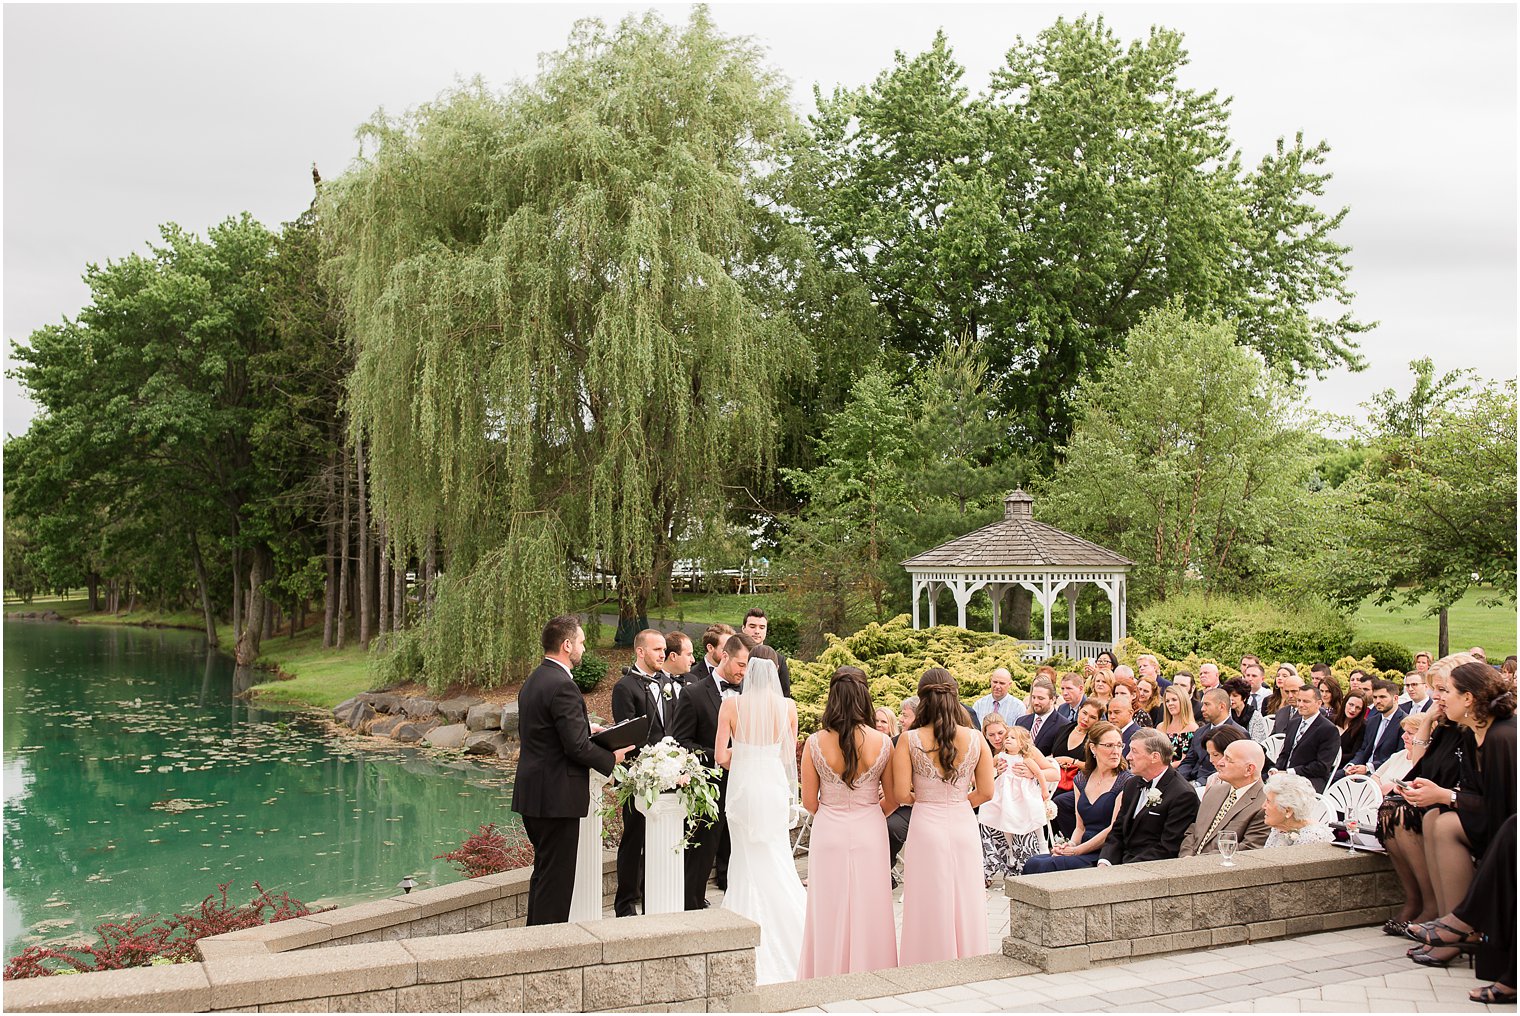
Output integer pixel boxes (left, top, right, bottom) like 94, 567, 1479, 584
1262, 772, 1334, 848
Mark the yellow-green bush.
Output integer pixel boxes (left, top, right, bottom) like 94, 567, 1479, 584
1111, 637, 1404, 691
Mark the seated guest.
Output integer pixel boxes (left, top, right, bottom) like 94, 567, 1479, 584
1317, 675, 1345, 719
1157, 684, 1199, 765
1014, 675, 1064, 755
1371, 714, 1425, 790
1104, 693, 1143, 750
981, 722, 1057, 882
1095, 729, 1200, 867
1179, 740, 1269, 856
1049, 699, 1103, 838
1269, 666, 1307, 735
886, 698, 919, 878
1337, 692, 1369, 762
1022, 721, 1134, 873
1340, 679, 1408, 780
1198, 726, 1249, 788
973, 667, 1025, 726
1224, 676, 1270, 742
1055, 672, 1086, 724
1134, 675, 1164, 727
1088, 671, 1115, 715
1262, 772, 1334, 847
874, 707, 900, 738
1400, 671, 1435, 715
1271, 686, 1342, 793
1111, 667, 1151, 727
978, 714, 1017, 882
1179, 688, 1245, 785
898, 696, 919, 735
1406, 815, 1514, 1004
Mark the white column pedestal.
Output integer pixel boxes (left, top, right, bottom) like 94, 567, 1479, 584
569, 772, 608, 922
637, 792, 686, 915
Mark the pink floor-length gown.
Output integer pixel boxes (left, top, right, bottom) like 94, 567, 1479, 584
798, 731, 899, 979
898, 729, 988, 965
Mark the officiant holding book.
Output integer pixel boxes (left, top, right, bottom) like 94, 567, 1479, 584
612, 628, 681, 916
512, 615, 631, 925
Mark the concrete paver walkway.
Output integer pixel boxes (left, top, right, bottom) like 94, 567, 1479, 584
784, 926, 1517, 1013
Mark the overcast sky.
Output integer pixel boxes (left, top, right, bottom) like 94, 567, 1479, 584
4, 3, 1515, 438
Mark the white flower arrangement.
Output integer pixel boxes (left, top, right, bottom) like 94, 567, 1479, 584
1145, 787, 1163, 808
602, 737, 721, 848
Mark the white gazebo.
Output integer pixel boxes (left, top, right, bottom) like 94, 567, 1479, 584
902, 490, 1134, 661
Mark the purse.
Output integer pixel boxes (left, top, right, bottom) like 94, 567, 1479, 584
1057, 762, 1080, 792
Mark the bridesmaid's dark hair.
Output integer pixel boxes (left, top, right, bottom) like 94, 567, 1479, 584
821, 666, 875, 787
916, 668, 964, 779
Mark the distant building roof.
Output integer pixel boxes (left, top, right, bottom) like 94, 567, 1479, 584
901, 490, 1134, 570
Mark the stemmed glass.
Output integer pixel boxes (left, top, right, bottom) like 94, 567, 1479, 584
1345, 816, 1360, 853
1217, 830, 1238, 866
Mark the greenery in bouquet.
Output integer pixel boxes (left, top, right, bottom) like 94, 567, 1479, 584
602, 737, 722, 848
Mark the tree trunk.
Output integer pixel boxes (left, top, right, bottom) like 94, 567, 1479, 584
1438, 606, 1450, 659
235, 548, 269, 665
615, 578, 649, 648
393, 550, 406, 631
337, 441, 352, 650
378, 523, 390, 649
322, 441, 339, 648
1005, 586, 1032, 639
357, 435, 373, 648
125, 580, 137, 615
189, 531, 219, 647
423, 535, 437, 619
231, 546, 244, 644
86, 572, 100, 612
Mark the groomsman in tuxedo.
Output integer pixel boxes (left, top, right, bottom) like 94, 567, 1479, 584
1098, 729, 1199, 866
671, 632, 753, 909
662, 630, 697, 694
512, 616, 629, 925
1270, 686, 1341, 792
688, 623, 734, 686
611, 629, 681, 917
741, 610, 791, 697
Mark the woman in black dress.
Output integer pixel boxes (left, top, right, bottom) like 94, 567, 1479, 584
1400, 662, 1515, 967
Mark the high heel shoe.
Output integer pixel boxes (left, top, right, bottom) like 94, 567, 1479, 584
1469, 985, 1517, 1005
1383, 919, 1410, 937
1407, 918, 1486, 949
1412, 946, 1475, 969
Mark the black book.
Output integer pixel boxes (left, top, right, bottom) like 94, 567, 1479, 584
590, 714, 651, 751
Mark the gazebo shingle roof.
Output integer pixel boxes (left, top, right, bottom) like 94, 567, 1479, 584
902, 490, 1133, 570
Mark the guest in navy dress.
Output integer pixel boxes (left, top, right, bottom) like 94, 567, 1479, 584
1022, 721, 1134, 874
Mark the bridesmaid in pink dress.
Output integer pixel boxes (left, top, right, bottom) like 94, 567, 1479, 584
798, 667, 899, 978
893, 668, 996, 965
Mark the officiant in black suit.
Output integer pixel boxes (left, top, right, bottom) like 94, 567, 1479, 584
1098, 729, 1199, 866
611, 628, 681, 917
670, 631, 752, 910
512, 616, 630, 925
1269, 686, 1342, 792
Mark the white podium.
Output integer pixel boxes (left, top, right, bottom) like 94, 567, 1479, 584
636, 792, 685, 915
568, 771, 608, 922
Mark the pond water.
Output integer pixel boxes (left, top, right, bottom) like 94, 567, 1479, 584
2, 620, 519, 960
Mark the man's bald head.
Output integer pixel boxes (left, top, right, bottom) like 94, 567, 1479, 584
1219, 740, 1265, 788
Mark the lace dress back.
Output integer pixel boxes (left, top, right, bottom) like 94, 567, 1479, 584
907, 728, 980, 804
809, 731, 891, 810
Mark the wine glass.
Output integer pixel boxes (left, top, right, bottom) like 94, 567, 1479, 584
1345, 816, 1360, 853
1217, 830, 1238, 866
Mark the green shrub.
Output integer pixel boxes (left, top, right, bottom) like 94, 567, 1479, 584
1349, 639, 1414, 675
1131, 592, 1354, 664
766, 616, 802, 657
571, 650, 609, 692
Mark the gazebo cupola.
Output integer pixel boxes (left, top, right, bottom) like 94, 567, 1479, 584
901, 490, 1134, 661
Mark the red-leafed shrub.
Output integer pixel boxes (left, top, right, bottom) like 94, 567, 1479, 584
4, 882, 325, 980
434, 822, 534, 879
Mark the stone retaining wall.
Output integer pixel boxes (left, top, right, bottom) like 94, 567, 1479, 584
6, 879, 755, 1013
1002, 844, 1400, 972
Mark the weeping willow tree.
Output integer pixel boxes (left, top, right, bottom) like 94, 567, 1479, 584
322, 9, 810, 689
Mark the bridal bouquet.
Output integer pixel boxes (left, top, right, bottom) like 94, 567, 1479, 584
602, 737, 722, 847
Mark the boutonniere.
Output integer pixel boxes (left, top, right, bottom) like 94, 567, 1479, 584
661, 683, 675, 701
1145, 788, 1163, 808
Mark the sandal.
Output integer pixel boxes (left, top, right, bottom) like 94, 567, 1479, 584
1469, 985, 1517, 1005
1407, 918, 1486, 948
1383, 918, 1410, 937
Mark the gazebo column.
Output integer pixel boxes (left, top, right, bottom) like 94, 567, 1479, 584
1118, 576, 1128, 641
1041, 576, 1053, 659
927, 581, 940, 627
954, 578, 973, 630
1066, 583, 1080, 658
911, 577, 922, 629
987, 582, 1005, 634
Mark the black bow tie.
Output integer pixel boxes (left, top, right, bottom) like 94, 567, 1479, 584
719, 680, 742, 695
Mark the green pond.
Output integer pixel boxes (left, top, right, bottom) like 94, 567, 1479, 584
3, 620, 519, 960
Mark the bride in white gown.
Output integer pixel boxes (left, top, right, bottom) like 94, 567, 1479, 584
715, 656, 806, 984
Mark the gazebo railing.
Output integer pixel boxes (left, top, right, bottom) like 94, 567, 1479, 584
1022, 639, 1113, 663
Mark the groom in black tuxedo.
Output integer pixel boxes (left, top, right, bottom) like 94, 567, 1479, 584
611, 628, 680, 916
1098, 728, 1199, 867
511, 615, 630, 925
670, 631, 753, 910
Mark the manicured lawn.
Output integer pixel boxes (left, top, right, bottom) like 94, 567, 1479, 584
1353, 588, 1516, 660
250, 625, 374, 710
3, 594, 95, 618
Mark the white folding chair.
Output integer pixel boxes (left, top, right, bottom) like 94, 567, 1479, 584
790, 809, 812, 858
1308, 795, 1332, 826
1322, 773, 1382, 826
1261, 732, 1286, 763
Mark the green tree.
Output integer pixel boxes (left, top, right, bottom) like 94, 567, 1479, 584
787, 17, 1370, 467
1318, 370, 1517, 656
1035, 302, 1318, 604
324, 9, 810, 685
